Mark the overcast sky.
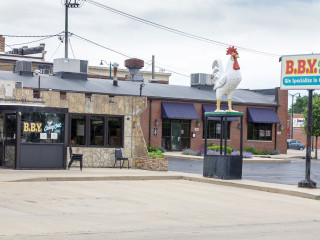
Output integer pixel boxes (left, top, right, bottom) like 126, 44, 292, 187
1, 0, 319, 94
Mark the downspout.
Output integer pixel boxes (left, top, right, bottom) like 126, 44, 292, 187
148, 99, 152, 146
275, 87, 279, 151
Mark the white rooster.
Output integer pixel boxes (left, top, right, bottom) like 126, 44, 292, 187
212, 46, 241, 112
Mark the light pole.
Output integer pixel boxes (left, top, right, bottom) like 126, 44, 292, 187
100, 60, 112, 80
288, 92, 300, 139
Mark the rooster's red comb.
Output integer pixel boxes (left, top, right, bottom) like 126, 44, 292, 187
226, 46, 238, 55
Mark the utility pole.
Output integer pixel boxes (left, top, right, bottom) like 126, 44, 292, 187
63, 0, 83, 59
65, 1, 69, 58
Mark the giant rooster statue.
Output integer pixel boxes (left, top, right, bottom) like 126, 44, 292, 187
212, 46, 241, 112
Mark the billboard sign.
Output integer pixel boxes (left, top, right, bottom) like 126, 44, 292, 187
280, 54, 320, 90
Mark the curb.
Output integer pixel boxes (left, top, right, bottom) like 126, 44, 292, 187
10, 174, 320, 200
165, 154, 291, 163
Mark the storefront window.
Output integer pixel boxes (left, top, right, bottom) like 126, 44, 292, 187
90, 116, 104, 146
247, 123, 272, 141
204, 121, 230, 139
21, 112, 65, 143
108, 117, 123, 147
71, 115, 85, 145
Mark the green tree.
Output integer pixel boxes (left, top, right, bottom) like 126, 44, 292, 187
289, 93, 320, 114
303, 96, 320, 159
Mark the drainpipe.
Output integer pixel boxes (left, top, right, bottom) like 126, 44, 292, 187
148, 99, 152, 146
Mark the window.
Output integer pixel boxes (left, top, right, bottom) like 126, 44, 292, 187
247, 123, 272, 141
108, 117, 123, 147
90, 116, 104, 146
204, 120, 230, 139
71, 115, 86, 145
21, 112, 65, 143
70, 114, 124, 147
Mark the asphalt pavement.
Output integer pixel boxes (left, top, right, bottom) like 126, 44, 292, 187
168, 157, 320, 185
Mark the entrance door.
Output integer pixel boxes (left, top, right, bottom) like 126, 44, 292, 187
0, 113, 17, 168
171, 123, 181, 151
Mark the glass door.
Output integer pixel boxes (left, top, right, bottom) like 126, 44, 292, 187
2, 113, 16, 168
171, 123, 181, 151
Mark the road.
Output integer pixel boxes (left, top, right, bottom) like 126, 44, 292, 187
168, 158, 320, 185
1, 180, 320, 239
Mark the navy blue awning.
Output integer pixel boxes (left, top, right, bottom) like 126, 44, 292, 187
202, 104, 238, 121
247, 107, 280, 124
161, 102, 199, 120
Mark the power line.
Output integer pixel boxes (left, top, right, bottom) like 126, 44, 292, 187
86, 0, 279, 58
2, 33, 63, 38
7, 35, 59, 47
69, 38, 76, 58
70, 33, 190, 77
47, 42, 63, 62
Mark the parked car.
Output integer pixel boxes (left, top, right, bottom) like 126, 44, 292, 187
287, 139, 305, 150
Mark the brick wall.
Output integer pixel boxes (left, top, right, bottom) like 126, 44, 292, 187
288, 113, 320, 149
141, 89, 288, 154
0, 35, 5, 52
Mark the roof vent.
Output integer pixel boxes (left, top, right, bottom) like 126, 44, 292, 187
14, 61, 33, 76
124, 58, 144, 82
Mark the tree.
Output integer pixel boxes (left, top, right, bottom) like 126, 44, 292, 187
289, 93, 320, 114
303, 96, 320, 159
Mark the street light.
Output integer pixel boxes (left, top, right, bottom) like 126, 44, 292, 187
288, 92, 301, 139
100, 60, 112, 80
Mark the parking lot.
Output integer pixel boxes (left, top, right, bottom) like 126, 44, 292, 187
168, 150, 320, 186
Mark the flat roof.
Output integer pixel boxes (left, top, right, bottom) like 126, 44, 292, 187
0, 70, 278, 106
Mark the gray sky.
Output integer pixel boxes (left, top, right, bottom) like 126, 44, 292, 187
0, 0, 319, 93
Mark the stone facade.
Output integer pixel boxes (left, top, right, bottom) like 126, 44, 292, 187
3, 88, 148, 168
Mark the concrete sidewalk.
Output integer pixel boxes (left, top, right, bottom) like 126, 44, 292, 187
1, 167, 319, 200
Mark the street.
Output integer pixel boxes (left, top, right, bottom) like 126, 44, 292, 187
1, 179, 320, 239
168, 158, 320, 185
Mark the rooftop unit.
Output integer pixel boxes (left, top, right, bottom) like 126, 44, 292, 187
53, 58, 88, 80
14, 60, 33, 76
190, 73, 213, 86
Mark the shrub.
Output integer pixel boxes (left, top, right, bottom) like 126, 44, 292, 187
267, 150, 280, 155
208, 146, 233, 154
182, 148, 201, 156
148, 146, 165, 153
208, 142, 215, 147
244, 146, 258, 155
148, 150, 165, 158
243, 152, 253, 158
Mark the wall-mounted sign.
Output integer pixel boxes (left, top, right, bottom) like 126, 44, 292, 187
194, 128, 199, 132
44, 121, 62, 133
23, 122, 42, 133
281, 54, 320, 90
293, 118, 305, 128
153, 127, 158, 136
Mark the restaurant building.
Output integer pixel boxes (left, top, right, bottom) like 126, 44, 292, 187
0, 57, 288, 169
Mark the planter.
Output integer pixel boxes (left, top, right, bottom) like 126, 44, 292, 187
135, 157, 168, 171
203, 155, 243, 179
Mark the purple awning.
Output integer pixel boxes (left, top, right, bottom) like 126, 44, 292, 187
161, 102, 199, 120
247, 107, 280, 124
202, 104, 238, 121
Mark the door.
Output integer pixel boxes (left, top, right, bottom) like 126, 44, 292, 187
171, 123, 181, 151
2, 113, 16, 168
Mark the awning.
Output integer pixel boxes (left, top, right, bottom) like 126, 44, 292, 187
161, 102, 199, 120
202, 104, 238, 121
247, 107, 280, 124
